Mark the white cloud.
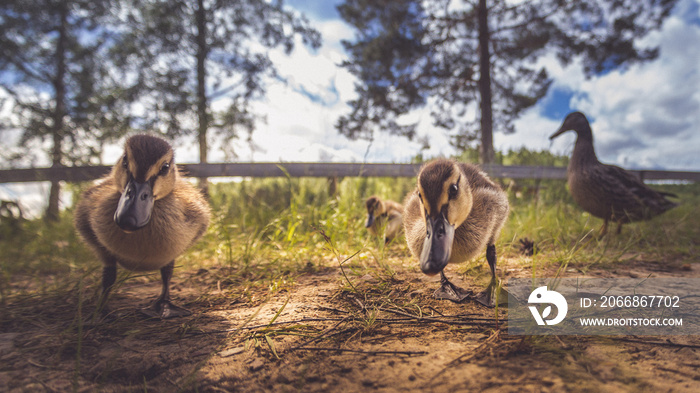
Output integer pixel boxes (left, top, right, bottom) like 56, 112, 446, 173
5, 1, 700, 216
516, 2, 700, 170
260, 0, 700, 170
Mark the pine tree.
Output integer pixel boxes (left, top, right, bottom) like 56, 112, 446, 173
0, 0, 134, 220
337, 0, 678, 163
116, 0, 321, 194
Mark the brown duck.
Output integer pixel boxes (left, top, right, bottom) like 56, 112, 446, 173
403, 159, 509, 306
75, 135, 211, 318
365, 196, 403, 243
551, 112, 678, 235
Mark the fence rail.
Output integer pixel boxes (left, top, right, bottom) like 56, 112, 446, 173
1, 163, 699, 184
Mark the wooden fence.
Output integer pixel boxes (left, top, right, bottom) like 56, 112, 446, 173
1, 163, 699, 184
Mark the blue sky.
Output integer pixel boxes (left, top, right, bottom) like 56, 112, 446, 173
287, 0, 341, 20
217, 0, 700, 171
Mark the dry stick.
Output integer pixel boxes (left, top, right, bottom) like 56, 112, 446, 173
183, 317, 347, 336
554, 335, 572, 350
289, 315, 352, 350
185, 313, 498, 337
656, 366, 700, 379
614, 337, 700, 349
427, 306, 445, 316
293, 346, 427, 356
317, 306, 350, 314
380, 307, 500, 325
429, 329, 503, 382
382, 305, 486, 320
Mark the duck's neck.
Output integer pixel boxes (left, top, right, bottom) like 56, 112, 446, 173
570, 128, 599, 167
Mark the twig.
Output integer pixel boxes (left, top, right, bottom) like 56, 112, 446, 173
292, 346, 427, 356
427, 306, 445, 316
27, 359, 59, 370
554, 335, 572, 350
430, 329, 502, 382
348, 294, 366, 311
183, 317, 346, 335
379, 308, 500, 326
290, 315, 352, 350
656, 366, 700, 379
614, 337, 700, 349
317, 306, 350, 314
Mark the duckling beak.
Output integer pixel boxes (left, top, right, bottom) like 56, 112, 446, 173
114, 179, 154, 232
419, 213, 455, 276
365, 213, 375, 228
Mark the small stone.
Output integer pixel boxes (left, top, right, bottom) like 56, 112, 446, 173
219, 346, 245, 357
249, 359, 265, 372
0, 333, 19, 355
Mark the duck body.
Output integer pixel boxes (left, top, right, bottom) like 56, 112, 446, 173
75, 134, 210, 318
403, 159, 509, 306
551, 112, 677, 234
76, 176, 209, 272
365, 196, 403, 243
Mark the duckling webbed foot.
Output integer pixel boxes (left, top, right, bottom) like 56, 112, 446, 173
474, 279, 510, 308
141, 298, 192, 319
140, 261, 192, 319
433, 271, 473, 302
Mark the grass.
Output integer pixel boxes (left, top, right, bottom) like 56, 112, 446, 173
1, 174, 698, 307
0, 164, 698, 392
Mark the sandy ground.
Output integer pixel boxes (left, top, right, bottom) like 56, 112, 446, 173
1, 254, 699, 392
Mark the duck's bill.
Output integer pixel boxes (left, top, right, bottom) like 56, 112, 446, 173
114, 179, 154, 232
365, 213, 375, 228
549, 125, 567, 140
419, 214, 455, 276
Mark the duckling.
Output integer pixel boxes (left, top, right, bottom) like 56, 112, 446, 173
365, 196, 403, 243
403, 159, 509, 306
74, 134, 211, 319
550, 112, 678, 235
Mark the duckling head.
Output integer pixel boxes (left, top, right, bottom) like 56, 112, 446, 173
416, 159, 472, 276
549, 111, 593, 142
365, 196, 385, 228
112, 135, 176, 232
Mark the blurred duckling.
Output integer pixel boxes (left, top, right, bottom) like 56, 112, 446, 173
75, 134, 210, 318
365, 196, 403, 243
403, 159, 509, 306
550, 112, 677, 235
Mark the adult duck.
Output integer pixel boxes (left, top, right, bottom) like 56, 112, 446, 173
550, 112, 677, 235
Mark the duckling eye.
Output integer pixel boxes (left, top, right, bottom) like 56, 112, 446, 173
448, 184, 458, 199
121, 156, 128, 169
159, 162, 170, 176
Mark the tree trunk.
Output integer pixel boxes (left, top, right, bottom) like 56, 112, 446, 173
46, 0, 68, 222
477, 0, 495, 164
196, 0, 209, 196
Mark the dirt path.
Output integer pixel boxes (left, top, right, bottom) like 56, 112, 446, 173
1, 256, 699, 392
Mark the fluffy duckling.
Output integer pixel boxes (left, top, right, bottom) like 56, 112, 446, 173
403, 159, 509, 306
75, 135, 210, 318
365, 196, 403, 243
550, 112, 677, 235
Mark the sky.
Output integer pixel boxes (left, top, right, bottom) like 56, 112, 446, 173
226, 0, 700, 170
2, 0, 700, 215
